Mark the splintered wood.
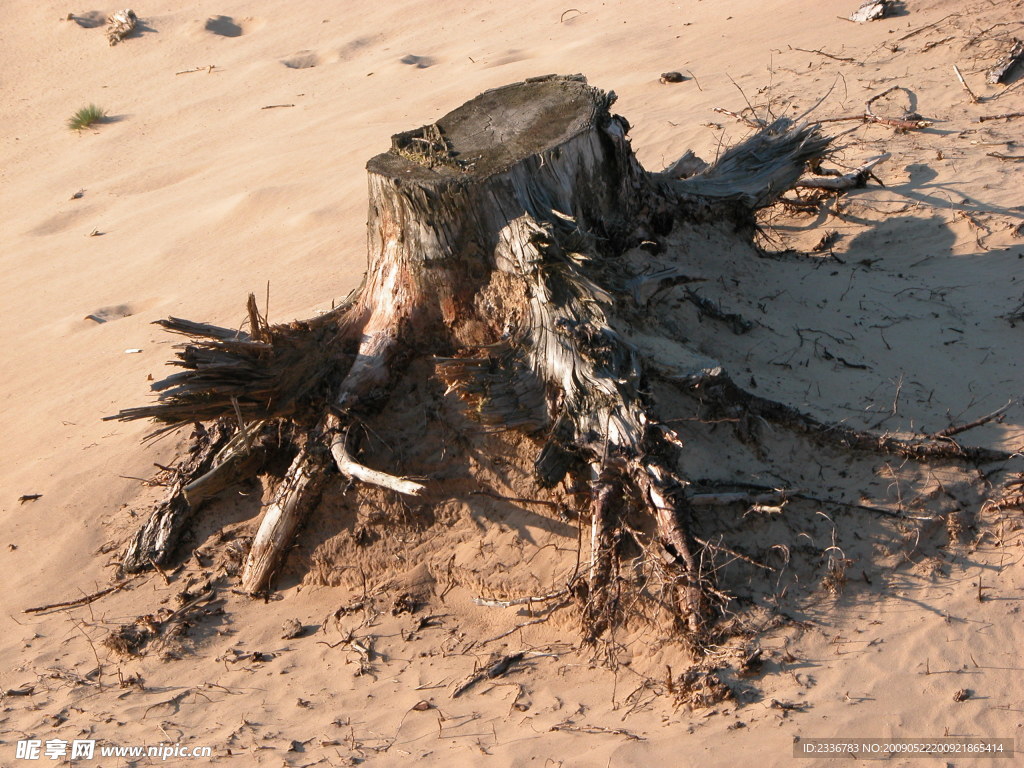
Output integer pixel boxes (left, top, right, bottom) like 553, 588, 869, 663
987, 39, 1024, 85
106, 9, 137, 45
849, 1, 890, 23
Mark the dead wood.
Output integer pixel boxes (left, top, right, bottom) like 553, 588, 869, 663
952, 64, 980, 104
106, 75, 1014, 645
978, 111, 1024, 122
987, 152, 1024, 162
106, 9, 137, 45
987, 39, 1024, 85
240, 444, 327, 593
685, 372, 1012, 464
121, 421, 241, 572
849, 1, 890, 24
24, 577, 141, 614
795, 153, 890, 191
814, 87, 931, 131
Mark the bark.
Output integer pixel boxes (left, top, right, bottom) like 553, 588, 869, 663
121, 421, 233, 572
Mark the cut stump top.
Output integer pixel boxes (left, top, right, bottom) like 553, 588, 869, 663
367, 75, 609, 184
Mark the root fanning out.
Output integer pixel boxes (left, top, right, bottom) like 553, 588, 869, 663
108, 75, 1016, 646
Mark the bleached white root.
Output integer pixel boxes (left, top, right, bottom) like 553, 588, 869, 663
795, 154, 890, 191
328, 430, 425, 497
241, 447, 322, 593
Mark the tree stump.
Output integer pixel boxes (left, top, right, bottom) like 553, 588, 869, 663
109, 75, 1005, 641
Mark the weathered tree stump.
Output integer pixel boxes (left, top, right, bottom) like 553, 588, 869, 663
109, 75, 1007, 640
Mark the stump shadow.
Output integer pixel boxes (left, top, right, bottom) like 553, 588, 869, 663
282, 51, 320, 69
400, 54, 435, 69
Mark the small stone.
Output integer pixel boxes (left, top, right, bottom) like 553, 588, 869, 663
660, 71, 686, 84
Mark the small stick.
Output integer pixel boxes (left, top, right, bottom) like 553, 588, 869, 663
683, 288, 754, 334
148, 557, 171, 586
230, 396, 254, 454
897, 13, 960, 41
978, 111, 1024, 122
931, 400, 1013, 439
175, 65, 216, 75
482, 617, 551, 644
921, 36, 955, 53
261, 104, 295, 110
712, 107, 764, 129
953, 64, 980, 104
987, 152, 1024, 161
814, 88, 930, 130
791, 46, 855, 63
864, 86, 931, 129
549, 722, 643, 741
24, 577, 139, 614
452, 652, 526, 698
692, 535, 775, 571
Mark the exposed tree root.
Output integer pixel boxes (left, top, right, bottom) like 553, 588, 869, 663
107, 75, 1015, 647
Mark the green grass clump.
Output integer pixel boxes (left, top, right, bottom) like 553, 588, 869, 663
67, 104, 107, 131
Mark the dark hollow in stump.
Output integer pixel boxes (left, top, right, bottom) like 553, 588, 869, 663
108, 75, 1008, 641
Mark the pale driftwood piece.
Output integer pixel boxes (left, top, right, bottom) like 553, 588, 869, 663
849, 1, 889, 23
987, 39, 1024, 85
240, 446, 326, 593
472, 589, 568, 608
328, 421, 425, 497
106, 9, 137, 45
953, 64, 980, 104
795, 153, 890, 190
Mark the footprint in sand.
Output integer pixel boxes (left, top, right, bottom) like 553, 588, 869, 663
84, 304, 134, 324
401, 54, 435, 69
204, 15, 263, 37
282, 51, 321, 69
337, 36, 375, 62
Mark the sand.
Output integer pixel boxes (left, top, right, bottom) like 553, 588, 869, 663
1, 0, 1023, 765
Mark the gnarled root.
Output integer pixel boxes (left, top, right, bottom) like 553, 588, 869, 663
122, 421, 237, 572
